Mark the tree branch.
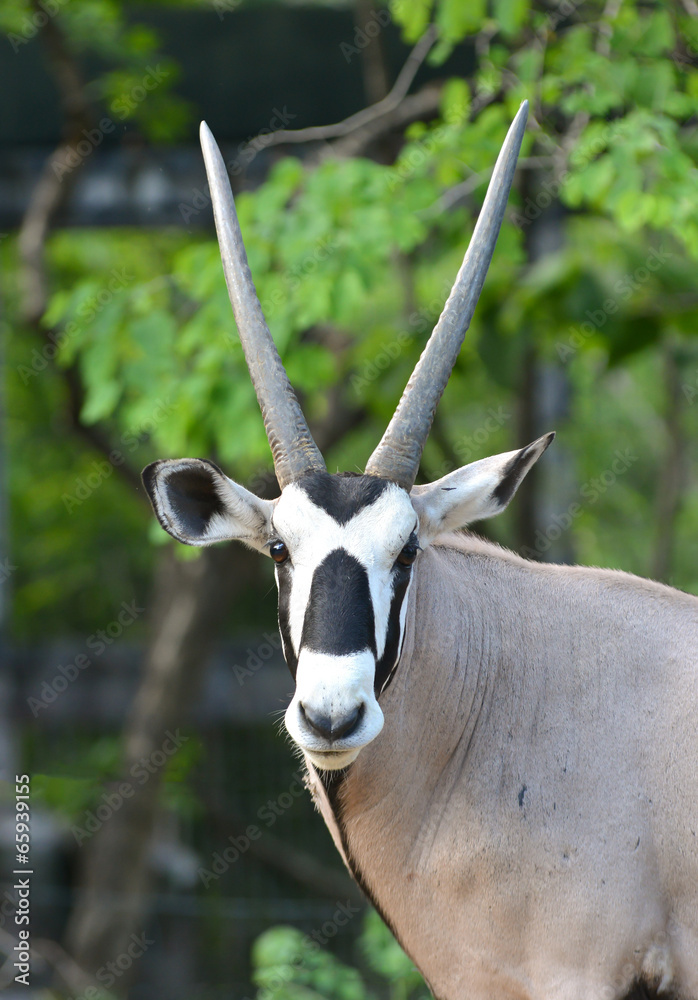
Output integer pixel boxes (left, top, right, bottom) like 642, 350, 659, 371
652, 337, 687, 582
330, 85, 441, 160
18, 6, 93, 325
355, 0, 391, 105
205, 799, 364, 906
424, 156, 553, 217
63, 367, 145, 495
17, 12, 145, 496
253, 25, 438, 152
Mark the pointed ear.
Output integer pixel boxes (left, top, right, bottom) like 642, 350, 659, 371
411, 433, 554, 543
142, 458, 274, 552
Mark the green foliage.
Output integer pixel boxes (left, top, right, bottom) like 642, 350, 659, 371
30, 734, 123, 821
6, 0, 698, 642
391, 0, 698, 251
42, 155, 430, 472
359, 910, 427, 1000
4, 232, 169, 640
4, 3, 698, 995
250, 911, 429, 1000
252, 926, 366, 1000
0, 0, 191, 142
27, 729, 202, 827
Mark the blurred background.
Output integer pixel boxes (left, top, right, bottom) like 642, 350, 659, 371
1, 0, 697, 997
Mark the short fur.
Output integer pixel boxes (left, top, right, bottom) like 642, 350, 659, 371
143, 447, 697, 997
307, 532, 698, 1000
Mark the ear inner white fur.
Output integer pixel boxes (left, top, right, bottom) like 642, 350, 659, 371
411, 433, 554, 542
141, 458, 274, 550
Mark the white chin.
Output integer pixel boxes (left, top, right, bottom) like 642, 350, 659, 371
304, 748, 361, 771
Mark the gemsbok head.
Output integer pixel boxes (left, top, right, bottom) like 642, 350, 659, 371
143, 102, 549, 770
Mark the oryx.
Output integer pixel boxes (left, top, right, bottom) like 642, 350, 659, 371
143, 102, 698, 1000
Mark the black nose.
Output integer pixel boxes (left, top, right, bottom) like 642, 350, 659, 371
300, 703, 363, 741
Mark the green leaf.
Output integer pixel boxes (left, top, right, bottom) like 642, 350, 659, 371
333, 269, 366, 321
493, 0, 529, 38
440, 77, 470, 126
391, 0, 433, 43
436, 0, 485, 41
81, 378, 122, 425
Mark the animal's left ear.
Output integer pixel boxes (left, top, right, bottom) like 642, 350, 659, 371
411, 432, 554, 543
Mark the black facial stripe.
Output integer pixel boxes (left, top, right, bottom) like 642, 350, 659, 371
301, 549, 376, 657
374, 568, 411, 695
276, 563, 297, 678
296, 471, 392, 525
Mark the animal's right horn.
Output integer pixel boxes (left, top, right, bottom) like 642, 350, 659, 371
365, 101, 529, 490
200, 121, 325, 490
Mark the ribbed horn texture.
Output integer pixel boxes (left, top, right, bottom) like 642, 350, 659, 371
365, 101, 529, 490
200, 121, 325, 489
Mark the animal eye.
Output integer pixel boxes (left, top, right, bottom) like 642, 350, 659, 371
396, 543, 418, 568
270, 541, 289, 565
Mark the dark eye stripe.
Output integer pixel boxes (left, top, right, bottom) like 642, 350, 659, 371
276, 562, 297, 678
374, 571, 411, 696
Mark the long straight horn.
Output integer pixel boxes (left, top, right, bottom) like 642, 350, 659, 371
200, 121, 325, 489
365, 101, 529, 490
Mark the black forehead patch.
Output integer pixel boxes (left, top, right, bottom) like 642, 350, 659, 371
295, 471, 393, 526
302, 549, 376, 657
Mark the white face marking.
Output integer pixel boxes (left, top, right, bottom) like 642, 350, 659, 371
273, 483, 416, 656
272, 482, 417, 766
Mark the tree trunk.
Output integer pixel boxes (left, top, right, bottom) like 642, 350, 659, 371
514, 191, 575, 564
63, 543, 261, 989
355, 0, 390, 107
62, 396, 367, 989
651, 337, 686, 583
